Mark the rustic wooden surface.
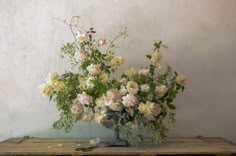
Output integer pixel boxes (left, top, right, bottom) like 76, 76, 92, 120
0, 137, 236, 156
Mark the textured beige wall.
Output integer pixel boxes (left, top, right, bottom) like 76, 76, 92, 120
0, 0, 236, 142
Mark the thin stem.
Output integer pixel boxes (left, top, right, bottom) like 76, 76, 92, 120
106, 27, 128, 54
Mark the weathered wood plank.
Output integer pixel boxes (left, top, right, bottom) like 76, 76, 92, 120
0, 137, 235, 156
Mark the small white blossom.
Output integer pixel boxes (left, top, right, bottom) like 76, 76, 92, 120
141, 84, 150, 92
87, 64, 101, 75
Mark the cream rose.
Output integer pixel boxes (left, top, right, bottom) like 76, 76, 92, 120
176, 74, 187, 85
110, 56, 124, 65
155, 84, 168, 95
46, 73, 58, 86
127, 81, 139, 94
151, 51, 162, 63
39, 84, 53, 97
54, 81, 65, 90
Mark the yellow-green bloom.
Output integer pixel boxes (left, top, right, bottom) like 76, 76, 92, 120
126, 68, 137, 78
176, 74, 187, 85
54, 81, 65, 90
110, 56, 124, 65
100, 73, 109, 83
151, 51, 162, 63
47, 73, 58, 86
138, 101, 154, 115
39, 84, 53, 97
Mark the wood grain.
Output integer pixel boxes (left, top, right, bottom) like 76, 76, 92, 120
0, 137, 235, 156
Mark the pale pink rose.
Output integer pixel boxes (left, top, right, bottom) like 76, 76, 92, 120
138, 68, 150, 76
140, 84, 150, 92
77, 92, 93, 105
82, 114, 94, 122
106, 89, 120, 101
119, 85, 128, 96
87, 64, 101, 75
110, 102, 121, 111
152, 104, 162, 116
71, 103, 83, 114
98, 39, 106, 46
122, 94, 138, 107
126, 81, 139, 94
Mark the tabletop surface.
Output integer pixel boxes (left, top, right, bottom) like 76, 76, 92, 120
0, 137, 236, 155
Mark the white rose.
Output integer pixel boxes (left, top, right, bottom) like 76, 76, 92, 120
122, 94, 138, 107
140, 84, 150, 92
87, 64, 101, 75
119, 85, 128, 96
126, 81, 139, 94
138, 68, 150, 76
76, 32, 89, 43
155, 84, 168, 95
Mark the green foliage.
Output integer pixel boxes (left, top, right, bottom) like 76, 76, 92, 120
39, 16, 186, 145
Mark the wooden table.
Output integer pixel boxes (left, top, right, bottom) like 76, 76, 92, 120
0, 137, 236, 156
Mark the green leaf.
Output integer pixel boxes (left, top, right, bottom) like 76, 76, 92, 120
168, 104, 176, 110
146, 55, 151, 59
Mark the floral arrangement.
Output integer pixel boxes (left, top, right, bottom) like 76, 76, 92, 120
39, 16, 186, 145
